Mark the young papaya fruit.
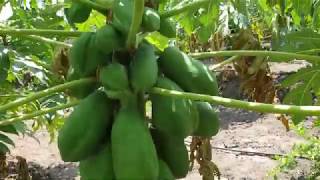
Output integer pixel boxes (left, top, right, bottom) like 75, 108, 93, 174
95, 25, 123, 54
158, 159, 175, 180
142, 7, 160, 32
159, 47, 219, 96
58, 90, 114, 162
112, 0, 133, 34
65, 2, 92, 24
151, 129, 189, 179
66, 68, 97, 99
159, 18, 176, 38
70, 33, 110, 77
79, 143, 114, 180
150, 76, 199, 138
193, 102, 220, 137
83, 35, 111, 76
130, 42, 158, 92
69, 32, 93, 75
99, 62, 129, 91
111, 95, 159, 179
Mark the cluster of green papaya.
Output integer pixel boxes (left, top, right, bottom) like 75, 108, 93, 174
58, 0, 220, 179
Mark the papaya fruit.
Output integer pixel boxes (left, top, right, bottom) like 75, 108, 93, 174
69, 32, 93, 75
66, 68, 97, 99
95, 25, 123, 54
130, 42, 158, 92
159, 18, 176, 38
58, 90, 113, 162
112, 0, 133, 34
99, 62, 129, 91
79, 143, 114, 180
150, 76, 199, 138
84, 35, 111, 76
159, 47, 219, 96
193, 102, 220, 137
70, 33, 110, 77
65, 2, 92, 24
158, 159, 175, 180
151, 129, 189, 179
111, 95, 159, 179
142, 7, 160, 32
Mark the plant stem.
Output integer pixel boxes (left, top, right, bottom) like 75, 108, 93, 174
297, 49, 320, 55
160, 0, 210, 18
0, 101, 79, 126
149, 88, 320, 116
189, 50, 320, 63
0, 78, 94, 113
210, 55, 240, 70
24, 35, 72, 48
126, 0, 144, 49
78, 0, 109, 11
0, 29, 83, 37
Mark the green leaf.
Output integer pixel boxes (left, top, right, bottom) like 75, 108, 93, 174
233, 0, 248, 15
0, 133, 15, 147
0, 47, 10, 84
283, 83, 313, 106
281, 66, 320, 125
0, 124, 19, 135
272, 29, 320, 52
281, 67, 320, 88
0, 142, 9, 154
145, 31, 169, 51
76, 10, 106, 31
291, 0, 313, 17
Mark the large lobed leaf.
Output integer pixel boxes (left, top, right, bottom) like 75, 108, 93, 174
280, 66, 320, 124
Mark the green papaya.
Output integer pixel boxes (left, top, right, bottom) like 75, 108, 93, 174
66, 68, 97, 99
84, 35, 111, 76
65, 2, 92, 24
79, 143, 114, 180
159, 47, 219, 96
142, 7, 160, 32
69, 32, 93, 75
111, 96, 159, 179
158, 159, 175, 180
151, 129, 189, 178
193, 102, 220, 137
112, 0, 133, 34
130, 42, 158, 92
95, 25, 123, 54
70, 33, 110, 77
159, 18, 176, 38
151, 76, 199, 138
58, 91, 113, 162
99, 62, 129, 91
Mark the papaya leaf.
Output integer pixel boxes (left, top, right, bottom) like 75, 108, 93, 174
314, 118, 320, 127
0, 47, 10, 84
0, 124, 19, 135
0, 142, 9, 154
272, 29, 320, 53
281, 66, 320, 124
280, 66, 320, 88
232, 0, 248, 16
0, 133, 14, 147
145, 31, 169, 51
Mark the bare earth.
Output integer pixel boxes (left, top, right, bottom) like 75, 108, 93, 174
8, 62, 315, 180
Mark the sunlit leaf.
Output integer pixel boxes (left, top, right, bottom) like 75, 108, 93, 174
145, 31, 169, 51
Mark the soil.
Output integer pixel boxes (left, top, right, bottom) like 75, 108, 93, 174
4, 61, 318, 180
